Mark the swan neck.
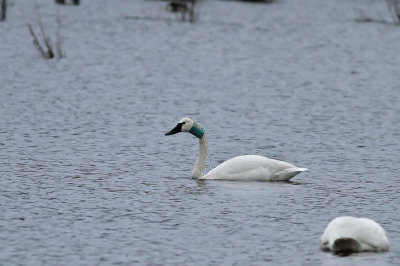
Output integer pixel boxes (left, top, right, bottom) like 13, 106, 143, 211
192, 134, 208, 179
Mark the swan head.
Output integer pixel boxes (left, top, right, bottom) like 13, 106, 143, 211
165, 117, 205, 138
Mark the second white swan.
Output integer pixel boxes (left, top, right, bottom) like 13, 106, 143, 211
165, 117, 307, 181
320, 216, 390, 254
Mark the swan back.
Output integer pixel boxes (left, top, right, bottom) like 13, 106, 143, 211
320, 216, 389, 253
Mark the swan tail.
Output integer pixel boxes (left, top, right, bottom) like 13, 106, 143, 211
271, 167, 308, 181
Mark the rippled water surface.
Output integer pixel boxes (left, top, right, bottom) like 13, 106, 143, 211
1, 0, 400, 265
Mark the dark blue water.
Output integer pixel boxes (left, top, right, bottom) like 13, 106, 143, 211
1, 0, 399, 265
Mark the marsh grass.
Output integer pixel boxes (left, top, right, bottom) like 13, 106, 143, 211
28, 9, 65, 59
386, 0, 400, 24
1, 0, 6, 21
55, 0, 80, 5
166, 0, 197, 22
355, 0, 400, 25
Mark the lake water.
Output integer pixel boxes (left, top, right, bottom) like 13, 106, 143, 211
1, 0, 399, 265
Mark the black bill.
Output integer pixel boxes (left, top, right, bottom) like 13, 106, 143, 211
165, 123, 183, 136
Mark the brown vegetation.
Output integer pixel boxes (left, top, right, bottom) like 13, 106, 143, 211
386, 0, 400, 24
55, 0, 80, 5
1, 0, 6, 22
27, 14, 65, 59
166, 0, 196, 22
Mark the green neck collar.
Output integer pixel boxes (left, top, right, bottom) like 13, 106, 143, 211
189, 122, 205, 139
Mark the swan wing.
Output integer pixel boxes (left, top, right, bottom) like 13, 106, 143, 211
203, 155, 304, 181
353, 218, 390, 251
271, 167, 308, 181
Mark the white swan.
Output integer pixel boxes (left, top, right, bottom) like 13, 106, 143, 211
165, 117, 307, 181
320, 216, 390, 254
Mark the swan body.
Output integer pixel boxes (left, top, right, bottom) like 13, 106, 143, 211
320, 216, 389, 254
165, 117, 307, 181
202, 155, 306, 181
